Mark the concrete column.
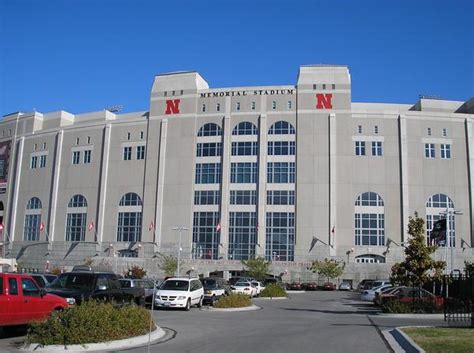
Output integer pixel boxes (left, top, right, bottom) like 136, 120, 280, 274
97, 125, 112, 247
328, 113, 337, 256
465, 119, 474, 246
49, 130, 64, 246
257, 114, 267, 257
398, 115, 409, 243
219, 99, 232, 258
155, 119, 168, 248
9, 136, 24, 245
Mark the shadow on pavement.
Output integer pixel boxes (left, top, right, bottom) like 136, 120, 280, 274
280, 307, 379, 315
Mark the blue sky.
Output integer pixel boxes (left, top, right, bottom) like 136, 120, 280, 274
1, 0, 473, 116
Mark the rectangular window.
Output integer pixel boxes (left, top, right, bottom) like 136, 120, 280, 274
195, 163, 221, 184
267, 162, 295, 183
87, 136, 91, 144
265, 212, 295, 261
425, 143, 435, 158
332, 84, 335, 89
358, 125, 362, 134
322, 84, 326, 90
440, 144, 451, 159
72, 151, 81, 164
136, 145, 146, 160
268, 141, 295, 155
371, 141, 382, 156
66, 213, 86, 241
236, 102, 241, 111
216, 103, 221, 112
197, 142, 222, 157
30, 155, 38, 169
194, 190, 221, 205
287, 101, 292, 109
202, 104, 206, 112
267, 190, 295, 205
140, 131, 144, 139
23, 214, 41, 241
427, 128, 432, 136
230, 162, 258, 183
117, 212, 142, 242
84, 150, 91, 164
251, 101, 256, 110
355, 141, 366, 156
192, 212, 220, 260
374, 126, 378, 134
123, 146, 132, 160
230, 190, 257, 205
39, 155, 47, 168
231, 141, 258, 156
442, 128, 447, 137
272, 101, 276, 110
228, 212, 257, 260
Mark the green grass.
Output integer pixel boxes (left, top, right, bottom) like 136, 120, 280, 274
402, 327, 474, 353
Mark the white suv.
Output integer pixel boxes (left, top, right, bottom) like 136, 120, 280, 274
155, 277, 204, 310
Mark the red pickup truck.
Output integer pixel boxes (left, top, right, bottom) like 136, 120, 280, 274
0, 273, 68, 328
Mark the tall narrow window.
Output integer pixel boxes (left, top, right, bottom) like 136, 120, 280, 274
440, 144, 451, 159
66, 195, 87, 242
272, 101, 276, 110
30, 156, 38, 169
236, 102, 241, 111
427, 128, 432, 136
251, 101, 256, 110
287, 101, 292, 109
354, 192, 385, 246
374, 126, 379, 134
136, 145, 146, 160
426, 194, 455, 246
266, 212, 295, 261
123, 146, 132, 160
117, 193, 142, 242
442, 128, 447, 137
72, 151, 81, 164
216, 103, 221, 112
140, 131, 144, 139
425, 143, 435, 158
371, 141, 382, 156
229, 212, 257, 260
358, 125, 362, 134
355, 141, 366, 156
202, 104, 206, 112
84, 150, 92, 164
39, 155, 47, 168
127, 132, 131, 141
23, 197, 42, 241
192, 212, 220, 260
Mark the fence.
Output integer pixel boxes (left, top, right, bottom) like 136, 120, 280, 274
443, 274, 473, 327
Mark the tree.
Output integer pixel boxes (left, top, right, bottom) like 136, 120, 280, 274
390, 212, 446, 287
156, 253, 179, 277
124, 265, 147, 279
309, 258, 345, 282
465, 261, 474, 276
241, 257, 270, 281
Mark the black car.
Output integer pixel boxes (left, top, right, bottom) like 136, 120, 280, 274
202, 277, 230, 305
46, 269, 136, 305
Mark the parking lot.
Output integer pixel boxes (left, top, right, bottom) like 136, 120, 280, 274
0, 290, 448, 353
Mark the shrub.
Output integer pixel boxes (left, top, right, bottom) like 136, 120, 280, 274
124, 265, 147, 279
260, 284, 287, 298
382, 299, 442, 314
214, 293, 252, 308
27, 300, 153, 345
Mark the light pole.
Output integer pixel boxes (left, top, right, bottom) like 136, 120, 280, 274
272, 251, 277, 279
172, 226, 189, 277
440, 208, 462, 274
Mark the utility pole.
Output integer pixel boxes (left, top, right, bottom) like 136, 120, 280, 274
172, 226, 189, 276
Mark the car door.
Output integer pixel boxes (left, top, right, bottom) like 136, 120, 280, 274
6, 276, 25, 325
92, 275, 111, 301
21, 277, 48, 321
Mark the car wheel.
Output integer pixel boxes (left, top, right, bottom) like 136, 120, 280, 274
185, 298, 191, 311
197, 296, 203, 308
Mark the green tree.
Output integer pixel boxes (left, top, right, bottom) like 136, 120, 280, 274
309, 258, 345, 282
464, 261, 474, 276
241, 257, 270, 281
156, 253, 179, 277
390, 213, 446, 287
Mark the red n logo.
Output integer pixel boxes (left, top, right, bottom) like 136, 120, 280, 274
165, 99, 181, 115
316, 94, 333, 109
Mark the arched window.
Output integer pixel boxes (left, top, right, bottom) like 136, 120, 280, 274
232, 121, 258, 135
268, 121, 295, 135
197, 123, 222, 137
117, 193, 142, 242
355, 254, 386, 264
66, 195, 87, 242
426, 193, 455, 246
24, 197, 42, 241
354, 192, 385, 246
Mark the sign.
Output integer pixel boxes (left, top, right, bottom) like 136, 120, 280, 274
316, 94, 333, 109
165, 99, 181, 115
200, 89, 294, 98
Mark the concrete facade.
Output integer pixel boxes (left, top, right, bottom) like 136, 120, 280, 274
0, 65, 473, 283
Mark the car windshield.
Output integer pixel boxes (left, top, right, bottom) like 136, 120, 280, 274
161, 280, 189, 291
202, 279, 217, 289
136, 280, 154, 289
235, 282, 250, 287
49, 273, 94, 291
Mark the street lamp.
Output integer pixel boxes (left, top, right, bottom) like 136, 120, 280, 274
172, 226, 189, 277
440, 208, 462, 274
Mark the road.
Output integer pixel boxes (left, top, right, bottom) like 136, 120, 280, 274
0, 291, 449, 353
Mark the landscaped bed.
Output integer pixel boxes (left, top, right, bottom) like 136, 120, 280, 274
401, 327, 474, 353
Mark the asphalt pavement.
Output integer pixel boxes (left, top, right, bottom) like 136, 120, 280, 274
0, 291, 452, 353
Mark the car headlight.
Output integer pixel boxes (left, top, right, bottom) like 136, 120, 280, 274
177, 296, 186, 300
66, 297, 76, 305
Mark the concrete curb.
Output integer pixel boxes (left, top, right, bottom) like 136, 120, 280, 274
207, 304, 261, 312
376, 313, 444, 319
382, 327, 428, 353
20, 326, 166, 352
255, 297, 288, 300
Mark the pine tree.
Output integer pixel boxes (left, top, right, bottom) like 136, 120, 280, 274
390, 212, 446, 287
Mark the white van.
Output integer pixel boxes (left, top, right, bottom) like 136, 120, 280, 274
154, 277, 204, 310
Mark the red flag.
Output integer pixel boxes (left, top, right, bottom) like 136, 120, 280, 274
256, 222, 259, 231
39, 222, 45, 232
88, 221, 95, 232
0, 223, 4, 231
331, 225, 335, 236
216, 222, 221, 232
149, 221, 155, 231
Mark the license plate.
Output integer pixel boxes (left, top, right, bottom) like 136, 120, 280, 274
163, 302, 171, 306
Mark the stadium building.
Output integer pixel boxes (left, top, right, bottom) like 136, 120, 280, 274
0, 65, 473, 282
